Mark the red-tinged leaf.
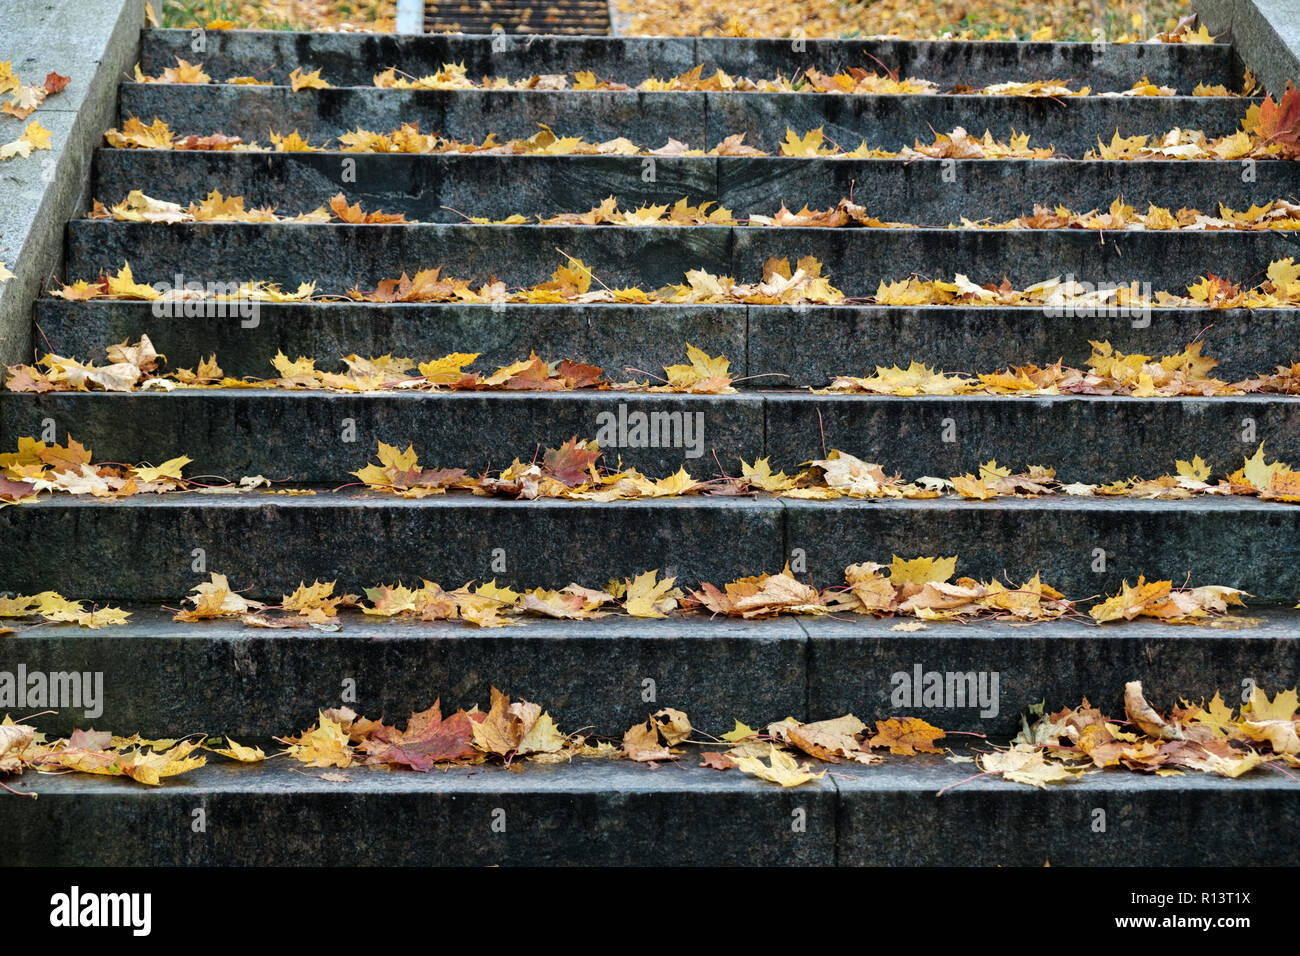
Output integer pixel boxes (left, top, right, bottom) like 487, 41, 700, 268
556, 359, 605, 388
174, 133, 243, 150
5, 365, 54, 392
68, 728, 112, 750
361, 700, 477, 770
1257, 82, 1300, 145
699, 751, 736, 770
542, 436, 601, 486
0, 476, 37, 501
504, 356, 557, 390
387, 466, 466, 490
43, 72, 71, 95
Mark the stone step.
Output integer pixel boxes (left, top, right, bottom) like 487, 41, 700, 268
0, 493, 782, 601
32, 300, 1300, 386
63, 221, 1297, 294
90, 150, 1300, 226
3, 494, 1298, 601
0, 390, 765, 478
3, 605, 1296, 739
1, 751, 1290, 866
5, 390, 1299, 483
32, 300, 746, 379
116, 84, 1253, 154
138, 29, 1236, 89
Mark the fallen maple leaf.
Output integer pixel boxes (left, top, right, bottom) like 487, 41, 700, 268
360, 701, 478, 769
868, 717, 946, 755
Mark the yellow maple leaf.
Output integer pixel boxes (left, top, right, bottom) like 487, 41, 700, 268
779, 126, 835, 157
622, 569, 681, 618
132, 455, 192, 483
720, 719, 759, 742
270, 130, 316, 152
1245, 685, 1299, 721
1175, 455, 1211, 482
1241, 442, 1285, 490
888, 555, 957, 585
280, 712, 353, 767
105, 262, 160, 300
289, 67, 332, 91
661, 343, 731, 391
731, 747, 824, 786
211, 737, 266, 762
417, 352, 479, 384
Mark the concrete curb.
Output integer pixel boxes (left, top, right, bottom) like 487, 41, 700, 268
0, 0, 143, 367
1197, 0, 1300, 95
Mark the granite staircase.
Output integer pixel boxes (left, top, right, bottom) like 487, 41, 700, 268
0, 28, 1297, 865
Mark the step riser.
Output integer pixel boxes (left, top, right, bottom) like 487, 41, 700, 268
2, 772, 838, 866
65, 222, 1299, 294
30, 301, 746, 380
117, 85, 1253, 154
765, 396, 1300, 482
6, 392, 1300, 483
806, 624, 1300, 735
835, 783, 1294, 866
4, 498, 1298, 600
67, 221, 730, 291
0, 497, 785, 601
786, 499, 1300, 602
0, 392, 767, 479
138, 30, 1237, 89
1, 763, 1289, 865
749, 306, 1300, 386
0, 619, 807, 737
91, 151, 1300, 227
32, 300, 1300, 385
3, 618, 1294, 738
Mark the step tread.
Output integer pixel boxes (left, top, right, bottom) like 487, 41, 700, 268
11, 748, 1292, 797
16, 602, 1300, 640
7, 603, 1296, 741
9, 489, 1299, 512
65, 218, 1298, 297
89, 150, 1300, 228
119, 81, 1256, 100
11, 388, 1300, 404
114, 83, 1253, 154
7, 752, 1289, 865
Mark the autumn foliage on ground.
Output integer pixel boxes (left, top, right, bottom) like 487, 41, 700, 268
154, 0, 1195, 42
134, 57, 1255, 99
100, 84, 1300, 159
2, 680, 1296, 795
0, 551, 1260, 638
618, 0, 1195, 42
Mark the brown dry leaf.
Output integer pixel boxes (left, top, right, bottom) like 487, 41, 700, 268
622, 718, 671, 762
471, 686, 566, 759
978, 749, 1085, 788
787, 714, 879, 764
1125, 681, 1185, 740
868, 717, 946, 755
699, 751, 737, 770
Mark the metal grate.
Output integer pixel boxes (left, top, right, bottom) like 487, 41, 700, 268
424, 0, 612, 35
